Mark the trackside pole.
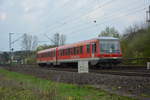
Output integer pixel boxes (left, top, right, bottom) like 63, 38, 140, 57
147, 62, 150, 70
78, 61, 89, 73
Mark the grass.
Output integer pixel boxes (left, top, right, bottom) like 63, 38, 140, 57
0, 69, 137, 100
141, 93, 150, 98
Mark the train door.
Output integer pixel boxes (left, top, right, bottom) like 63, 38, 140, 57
92, 43, 96, 58
55, 48, 59, 65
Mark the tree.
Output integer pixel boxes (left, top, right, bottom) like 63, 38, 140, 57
59, 34, 66, 45
120, 23, 150, 65
21, 33, 38, 51
51, 33, 66, 46
98, 27, 120, 38
36, 44, 55, 51
1, 52, 9, 63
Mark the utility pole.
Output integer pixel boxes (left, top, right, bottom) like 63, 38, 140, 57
9, 33, 14, 64
146, 5, 150, 27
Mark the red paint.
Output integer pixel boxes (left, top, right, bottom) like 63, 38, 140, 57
37, 38, 122, 63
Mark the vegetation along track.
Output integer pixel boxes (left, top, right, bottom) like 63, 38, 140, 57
0, 64, 150, 100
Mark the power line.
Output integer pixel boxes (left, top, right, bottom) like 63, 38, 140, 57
68, 7, 146, 38
37, 0, 148, 42
11, 35, 24, 44
58, 3, 148, 33
42, 0, 145, 35
38, 0, 75, 24
58, 4, 147, 36
39, 0, 116, 35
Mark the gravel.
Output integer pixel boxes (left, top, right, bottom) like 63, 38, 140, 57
1, 65, 150, 100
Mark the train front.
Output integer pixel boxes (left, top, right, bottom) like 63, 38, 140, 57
97, 37, 122, 65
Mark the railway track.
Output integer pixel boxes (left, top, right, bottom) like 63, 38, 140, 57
1, 65, 150, 100
91, 70, 150, 77
40, 66, 150, 77
0, 64, 149, 77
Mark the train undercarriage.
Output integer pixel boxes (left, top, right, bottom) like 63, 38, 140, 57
38, 58, 122, 69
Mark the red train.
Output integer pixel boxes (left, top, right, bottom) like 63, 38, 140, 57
37, 37, 122, 67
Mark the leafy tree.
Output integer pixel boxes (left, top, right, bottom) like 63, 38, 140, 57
98, 27, 120, 38
121, 23, 150, 65
36, 44, 56, 51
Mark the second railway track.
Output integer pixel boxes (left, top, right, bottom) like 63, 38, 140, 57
40, 66, 150, 77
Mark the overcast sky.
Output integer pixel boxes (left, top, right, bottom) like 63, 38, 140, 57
0, 0, 149, 51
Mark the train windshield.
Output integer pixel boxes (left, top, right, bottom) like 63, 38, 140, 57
100, 40, 120, 54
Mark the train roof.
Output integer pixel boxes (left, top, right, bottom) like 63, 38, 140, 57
98, 36, 119, 40
38, 47, 56, 54
57, 37, 119, 50
38, 37, 119, 53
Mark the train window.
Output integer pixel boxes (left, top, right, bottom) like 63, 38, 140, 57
86, 44, 90, 53
43, 53, 45, 57
62, 50, 64, 56
48, 52, 50, 57
65, 49, 67, 55
53, 51, 54, 57
66, 49, 69, 55
70, 48, 73, 55
60, 50, 61, 56
77, 47, 80, 54
75, 47, 78, 55
60, 50, 62, 56
50, 52, 52, 57
76, 47, 78, 54
65, 49, 67, 56
59, 50, 61, 56
47, 53, 48, 57
61, 50, 63, 56
63, 50, 65, 56
66, 49, 68, 55
73, 47, 76, 55
58, 51, 60, 56
92, 43, 96, 53
100, 40, 120, 53
46, 53, 47, 57
80, 46, 83, 54
52, 51, 54, 57
53, 51, 55, 57
68, 48, 70, 55
51, 52, 53, 57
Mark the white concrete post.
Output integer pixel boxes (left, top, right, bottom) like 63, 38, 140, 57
147, 62, 150, 70
78, 61, 89, 73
